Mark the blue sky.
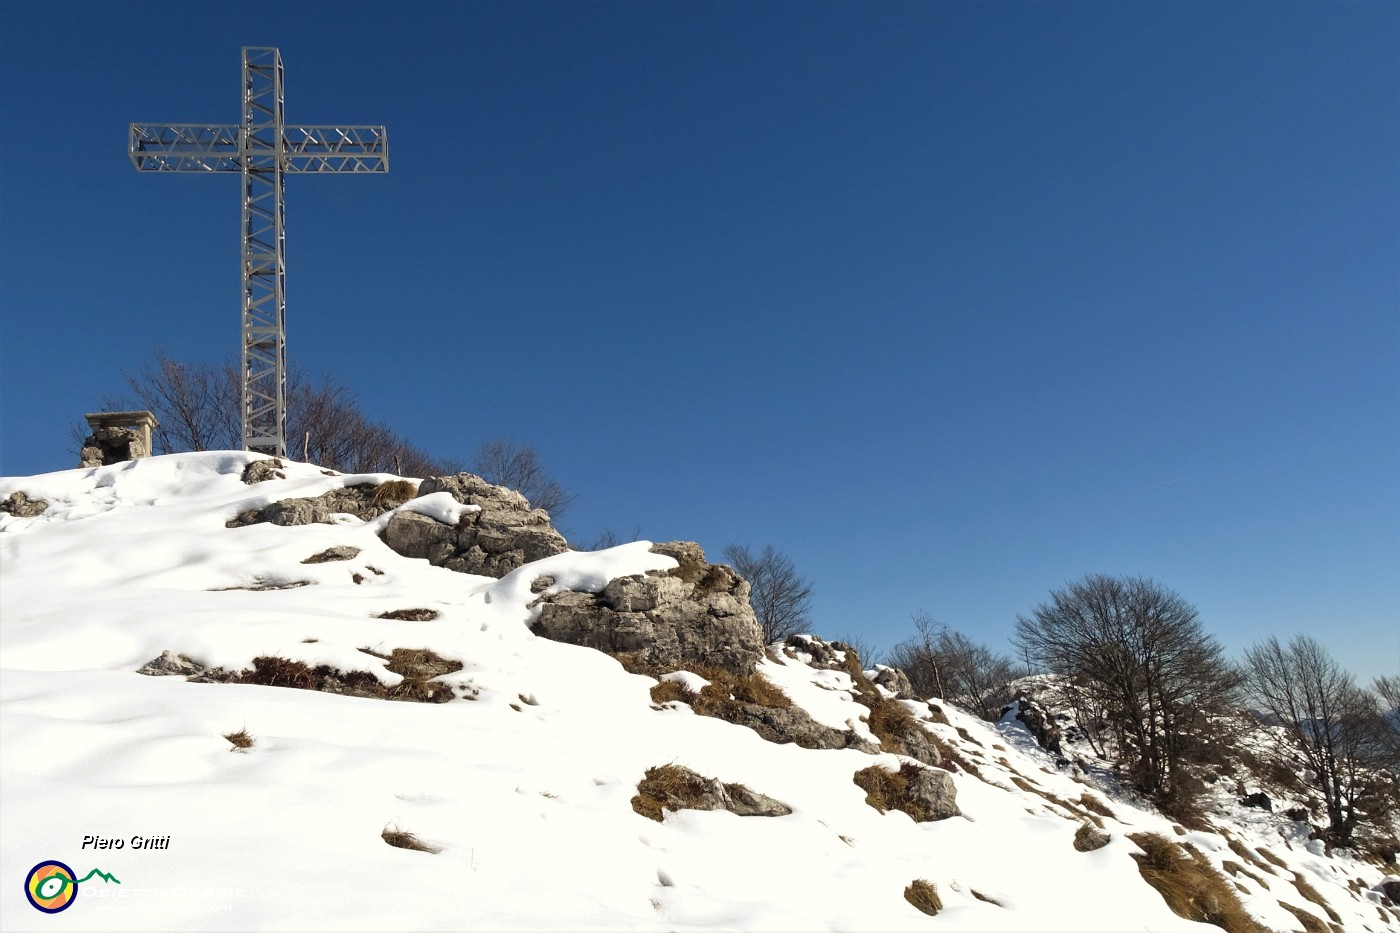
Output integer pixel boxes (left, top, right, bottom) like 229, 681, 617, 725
2, 2, 1396, 684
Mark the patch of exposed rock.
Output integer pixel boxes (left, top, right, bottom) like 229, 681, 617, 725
632, 764, 792, 822
0, 491, 48, 518
302, 545, 361, 564
854, 761, 961, 822
226, 482, 409, 528
380, 473, 568, 578
241, 458, 287, 484
704, 699, 879, 753
872, 664, 918, 700
531, 541, 766, 676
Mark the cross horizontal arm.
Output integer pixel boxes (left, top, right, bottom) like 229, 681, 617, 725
130, 124, 389, 173
129, 124, 241, 171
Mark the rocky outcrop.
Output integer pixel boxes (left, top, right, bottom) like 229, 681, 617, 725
632, 764, 792, 822
136, 650, 205, 677
872, 665, 918, 700
531, 541, 766, 675
0, 491, 48, 518
854, 761, 960, 822
380, 473, 568, 578
226, 482, 411, 528
1013, 695, 1063, 756
241, 458, 286, 484
704, 699, 879, 753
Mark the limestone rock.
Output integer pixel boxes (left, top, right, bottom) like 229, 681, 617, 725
531, 541, 766, 676
302, 545, 361, 564
136, 651, 206, 677
634, 764, 792, 821
379, 473, 569, 578
902, 764, 962, 821
712, 700, 879, 753
241, 458, 286, 484
872, 664, 918, 700
226, 483, 400, 528
0, 491, 48, 518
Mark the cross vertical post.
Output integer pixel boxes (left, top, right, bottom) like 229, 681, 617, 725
241, 48, 287, 456
129, 47, 389, 458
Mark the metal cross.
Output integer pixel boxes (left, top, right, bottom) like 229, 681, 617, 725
129, 47, 388, 457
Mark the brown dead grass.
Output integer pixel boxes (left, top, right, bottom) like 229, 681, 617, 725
1127, 832, 1271, 933
649, 680, 693, 705
381, 827, 440, 853
1220, 860, 1269, 888
853, 762, 947, 823
376, 608, 440, 621
631, 764, 711, 823
1078, 793, 1115, 818
1225, 835, 1277, 875
1291, 872, 1342, 924
1258, 847, 1289, 871
970, 889, 1003, 907
371, 480, 418, 506
1277, 902, 1330, 933
223, 729, 254, 750
904, 879, 942, 916
237, 650, 461, 703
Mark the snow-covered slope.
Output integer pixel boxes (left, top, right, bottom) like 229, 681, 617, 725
2, 453, 1396, 931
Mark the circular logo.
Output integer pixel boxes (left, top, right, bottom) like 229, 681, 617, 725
25, 861, 78, 913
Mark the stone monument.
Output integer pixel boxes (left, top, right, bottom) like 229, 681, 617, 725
79, 411, 158, 468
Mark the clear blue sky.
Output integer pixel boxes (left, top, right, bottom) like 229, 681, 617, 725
2, 2, 1396, 684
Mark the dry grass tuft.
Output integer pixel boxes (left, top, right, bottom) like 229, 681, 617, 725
1220, 860, 1268, 888
926, 732, 984, 778
223, 729, 254, 750
381, 827, 440, 854
853, 762, 948, 823
1258, 847, 1288, 870
649, 680, 693, 706
1078, 793, 1115, 818
376, 608, 440, 621
925, 701, 950, 724
1291, 872, 1343, 924
1277, 902, 1330, 933
631, 764, 711, 823
685, 666, 793, 717
1127, 832, 1270, 933
904, 880, 942, 916
970, 889, 1003, 907
371, 480, 418, 506
864, 695, 922, 754
1225, 835, 1276, 875
241, 656, 320, 690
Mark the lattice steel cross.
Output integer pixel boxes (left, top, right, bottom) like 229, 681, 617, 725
129, 47, 388, 457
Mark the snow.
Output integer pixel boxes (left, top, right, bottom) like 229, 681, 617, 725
2, 452, 1396, 931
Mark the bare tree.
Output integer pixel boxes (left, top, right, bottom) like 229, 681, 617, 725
722, 544, 814, 644
471, 439, 574, 518
1243, 636, 1394, 848
887, 613, 1015, 719
887, 612, 947, 700
1014, 574, 1242, 802
99, 349, 443, 475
